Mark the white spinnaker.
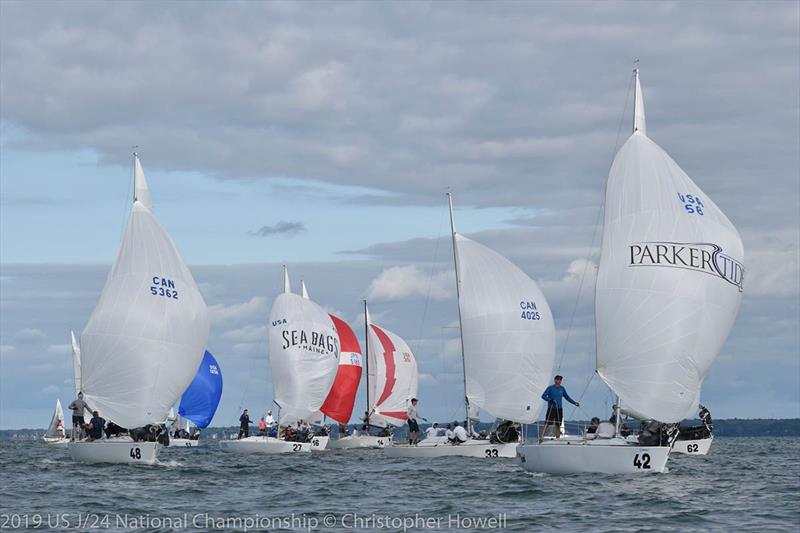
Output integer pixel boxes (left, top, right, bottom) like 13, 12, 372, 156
455, 234, 555, 423
45, 399, 65, 438
596, 76, 744, 423
268, 292, 339, 425
367, 322, 418, 427
70, 330, 81, 397
80, 155, 210, 429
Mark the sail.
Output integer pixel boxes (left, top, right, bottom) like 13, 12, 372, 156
268, 271, 340, 425
79, 155, 210, 428
455, 234, 556, 423
44, 399, 65, 438
178, 350, 223, 429
595, 72, 744, 423
320, 314, 363, 424
70, 330, 81, 397
366, 321, 418, 427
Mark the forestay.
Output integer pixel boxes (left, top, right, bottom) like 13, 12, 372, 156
595, 72, 744, 423
366, 316, 418, 427
178, 350, 223, 429
79, 155, 210, 428
269, 270, 340, 425
455, 234, 555, 423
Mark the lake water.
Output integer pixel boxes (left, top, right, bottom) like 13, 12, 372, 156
0, 437, 797, 532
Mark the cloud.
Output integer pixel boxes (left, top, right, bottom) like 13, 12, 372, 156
366, 265, 453, 302
249, 221, 306, 237
222, 324, 267, 344
208, 296, 268, 323
14, 328, 45, 344
42, 385, 60, 394
48, 344, 71, 354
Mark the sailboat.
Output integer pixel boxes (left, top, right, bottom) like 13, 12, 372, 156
170, 350, 223, 448
517, 69, 744, 474
43, 399, 68, 445
68, 153, 210, 465
220, 268, 337, 454
387, 193, 556, 459
296, 286, 380, 450
353, 303, 420, 449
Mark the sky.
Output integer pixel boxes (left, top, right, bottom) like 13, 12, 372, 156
1, 1, 798, 429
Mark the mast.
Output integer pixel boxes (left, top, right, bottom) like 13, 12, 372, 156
363, 299, 370, 429
447, 192, 471, 432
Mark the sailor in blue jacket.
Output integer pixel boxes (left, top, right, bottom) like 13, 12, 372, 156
539, 375, 579, 441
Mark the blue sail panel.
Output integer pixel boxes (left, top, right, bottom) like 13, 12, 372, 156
178, 350, 222, 428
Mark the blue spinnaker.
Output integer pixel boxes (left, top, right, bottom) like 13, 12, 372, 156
178, 350, 222, 428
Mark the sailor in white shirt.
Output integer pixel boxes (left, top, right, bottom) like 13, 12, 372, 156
444, 424, 454, 441
265, 410, 275, 429
450, 421, 468, 445
424, 422, 440, 440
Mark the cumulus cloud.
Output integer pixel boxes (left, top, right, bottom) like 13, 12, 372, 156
208, 296, 268, 323
222, 324, 267, 344
366, 265, 453, 302
41, 385, 60, 394
14, 328, 44, 344
249, 221, 306, 237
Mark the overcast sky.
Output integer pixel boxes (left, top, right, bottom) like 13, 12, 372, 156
1, 1, 798, 429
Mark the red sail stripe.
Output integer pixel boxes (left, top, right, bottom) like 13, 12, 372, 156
320, 315, 363, 424
378, 411, 408, 420
371, 324, 397, 406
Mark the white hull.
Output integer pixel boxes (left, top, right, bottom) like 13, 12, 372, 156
69, 439, 160, 465
43, 437, 69, 446
672, 436, 713, 455
327, 435, 391, 450
169, 438, 201, 448
386, 438, 517, 459
517, 438, 670, 474
219, 436, 329, 454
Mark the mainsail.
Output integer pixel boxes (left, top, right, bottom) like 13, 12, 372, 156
70, 330, 81, 397
44, 399, 65, 438
595, 71, 744, 423
268, 268, 340, 425
366, 306, 418, 427
178, 350, 223, 429
320, 314, 363, 424
454, 233, 556, 423
79, 154, 210, 428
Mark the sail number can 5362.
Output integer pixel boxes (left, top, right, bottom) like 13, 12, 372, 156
150, 276, 179, 299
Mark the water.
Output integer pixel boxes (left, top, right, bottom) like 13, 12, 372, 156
1, 437, 798, 532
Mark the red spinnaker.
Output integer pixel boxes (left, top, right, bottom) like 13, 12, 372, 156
320, 314, 363, 424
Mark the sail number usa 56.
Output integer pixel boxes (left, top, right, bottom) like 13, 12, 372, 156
520, 301, 540, 320
150, 276, 179, 299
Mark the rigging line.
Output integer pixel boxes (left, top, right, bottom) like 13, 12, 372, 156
411, 201, 447, 358
556, 71, 635, 373
566, 371, 597, 422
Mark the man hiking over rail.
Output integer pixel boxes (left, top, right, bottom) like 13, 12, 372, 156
539, 375, 579, 442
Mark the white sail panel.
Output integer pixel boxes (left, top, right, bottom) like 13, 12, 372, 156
70, 330, 81, 397
44, 399, 65, 438
455, 234, 555, 423
268, 292, 340, 425
133, 154, 152, 210
80, 172, 210, 429
596, 131, 744, 423
366, 323, 418, 427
